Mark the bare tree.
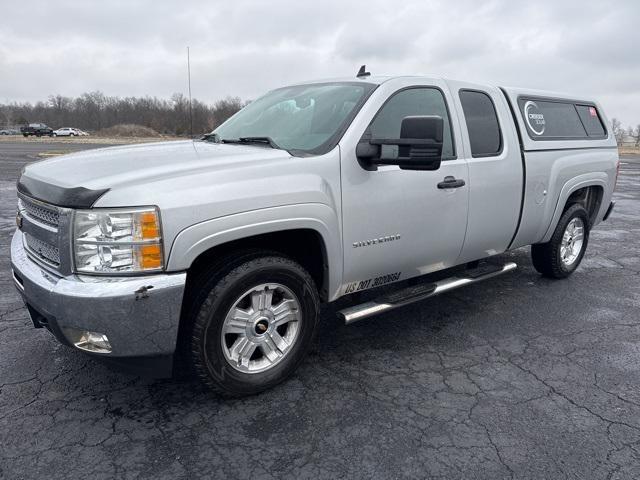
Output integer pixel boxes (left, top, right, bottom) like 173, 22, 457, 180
0, 91, 246, 135
611, 118, 626, 144
632, 124, 640, 147
212, 96, 246, 128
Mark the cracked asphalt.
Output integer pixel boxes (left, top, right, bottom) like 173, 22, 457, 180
1, 141, 639, 479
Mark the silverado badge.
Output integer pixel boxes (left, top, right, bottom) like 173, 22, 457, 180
353, 234, 401, 248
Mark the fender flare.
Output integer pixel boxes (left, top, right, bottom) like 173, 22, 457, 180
166, 203, 343, 301
540, 173, 608, 243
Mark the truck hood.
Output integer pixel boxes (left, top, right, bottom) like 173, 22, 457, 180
19, 140, 293, 207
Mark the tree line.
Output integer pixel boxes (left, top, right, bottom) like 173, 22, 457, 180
611, 118, 640, 146
0, 92, 247, 135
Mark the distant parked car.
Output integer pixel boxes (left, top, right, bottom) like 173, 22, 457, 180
53, 127, 80, 137
21, 123, 54, 137
0, 128, 20, 135
75, 129, 90, 136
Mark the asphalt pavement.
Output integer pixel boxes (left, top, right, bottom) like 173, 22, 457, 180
1, 141, 639, 479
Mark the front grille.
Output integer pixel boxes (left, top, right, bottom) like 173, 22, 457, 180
24, 233, 61, 267
19, 196, 60, 228
18, 194, 71, 274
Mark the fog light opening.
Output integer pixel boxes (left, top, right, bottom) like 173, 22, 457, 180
64, 328, 112, 354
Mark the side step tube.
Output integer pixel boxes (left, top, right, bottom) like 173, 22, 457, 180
338, 262, 517, 325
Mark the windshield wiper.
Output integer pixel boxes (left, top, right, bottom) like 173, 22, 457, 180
220, 136, 282, 150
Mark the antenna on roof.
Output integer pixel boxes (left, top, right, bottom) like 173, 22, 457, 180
356, 65, 370, 78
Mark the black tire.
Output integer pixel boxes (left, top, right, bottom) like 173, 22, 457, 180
22, 133, 28, 137
188, 253, 320, 396
531, 203, 590, 279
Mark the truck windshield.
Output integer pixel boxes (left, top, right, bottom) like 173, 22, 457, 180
211, 82, 375, 155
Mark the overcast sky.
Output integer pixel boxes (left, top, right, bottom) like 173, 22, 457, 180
2, 0, 639, 126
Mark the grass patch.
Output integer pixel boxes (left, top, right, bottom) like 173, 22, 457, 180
619, 146, 640, 155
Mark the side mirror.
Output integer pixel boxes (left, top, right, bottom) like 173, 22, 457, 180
356, 115, 444, 171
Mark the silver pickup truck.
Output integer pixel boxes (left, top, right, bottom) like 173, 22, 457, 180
11, 71, 618, 396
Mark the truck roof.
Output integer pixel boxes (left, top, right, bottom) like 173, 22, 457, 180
290, 74, 441, 86
290, 75, 593, 104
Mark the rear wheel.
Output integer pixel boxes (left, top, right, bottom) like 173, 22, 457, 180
531, 204, 590, 278
188, 254, 320, 396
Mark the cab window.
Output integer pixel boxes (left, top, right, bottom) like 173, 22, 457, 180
459, 90, 502, 157
369, 88, 456, 160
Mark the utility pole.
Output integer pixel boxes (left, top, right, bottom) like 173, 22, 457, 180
187, 46, 193, 138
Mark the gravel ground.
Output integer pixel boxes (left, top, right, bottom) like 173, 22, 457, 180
1, 142, 639, 479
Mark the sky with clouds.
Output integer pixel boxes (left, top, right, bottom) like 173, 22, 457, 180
1, 0, 639, 126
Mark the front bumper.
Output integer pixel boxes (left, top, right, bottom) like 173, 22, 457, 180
10, 230, 186, 377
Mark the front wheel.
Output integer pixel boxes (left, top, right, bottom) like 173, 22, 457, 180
189, 254, 320, 396
531, 203, 590, 278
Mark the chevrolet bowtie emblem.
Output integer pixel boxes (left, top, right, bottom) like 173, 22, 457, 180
16, 211, 23, 229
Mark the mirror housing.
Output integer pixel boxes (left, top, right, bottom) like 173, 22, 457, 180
355, 140, 380, 160
356, 115, 444, 171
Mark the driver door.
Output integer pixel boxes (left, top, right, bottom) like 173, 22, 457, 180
339, 82, 469, 295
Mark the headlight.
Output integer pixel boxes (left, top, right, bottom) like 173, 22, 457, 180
73, 207, 163, 274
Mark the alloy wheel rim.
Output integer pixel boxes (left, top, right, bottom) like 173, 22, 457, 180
220, 283, 301, 374
560, 217, 585, 266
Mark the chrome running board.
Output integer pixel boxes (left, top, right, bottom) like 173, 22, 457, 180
338, 262, 517, 325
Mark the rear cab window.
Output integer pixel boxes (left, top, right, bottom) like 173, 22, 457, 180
518, 97, 607, 140
459, 90, 503, 157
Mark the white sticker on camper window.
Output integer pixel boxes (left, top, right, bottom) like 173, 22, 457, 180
524, 101, 546, 135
